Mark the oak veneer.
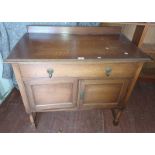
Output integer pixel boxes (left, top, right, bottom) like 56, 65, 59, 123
25, 78, 78, 111
27, 26, 122, 35
19, 63, 139, 78
6, 26, 151, 128
78, 79, 129, 108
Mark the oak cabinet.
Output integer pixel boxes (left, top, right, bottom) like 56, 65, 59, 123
6, 26, 151, 128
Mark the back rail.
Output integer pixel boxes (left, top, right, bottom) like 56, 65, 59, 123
27, 26, 122, 35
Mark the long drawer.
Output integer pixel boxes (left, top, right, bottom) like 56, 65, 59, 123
19, 63, 139, 79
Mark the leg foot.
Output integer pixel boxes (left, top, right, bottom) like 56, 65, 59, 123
111, 108, 124, 126
113, 120, 119, 126
29, 113, 37, 129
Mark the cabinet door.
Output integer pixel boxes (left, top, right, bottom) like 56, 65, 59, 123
24, 78, 77, 111
78, 79, 129, 108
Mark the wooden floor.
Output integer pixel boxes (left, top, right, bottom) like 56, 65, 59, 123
0, 81, 155, 133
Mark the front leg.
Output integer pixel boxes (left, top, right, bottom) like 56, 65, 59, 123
111, 108, 125, 126
29, 112, 37, 129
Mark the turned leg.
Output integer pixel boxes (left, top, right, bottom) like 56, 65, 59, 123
111, 108, 124, 126
29, 112, 37, 129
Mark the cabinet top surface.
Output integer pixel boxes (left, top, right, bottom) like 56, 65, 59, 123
6, 32, 151, 63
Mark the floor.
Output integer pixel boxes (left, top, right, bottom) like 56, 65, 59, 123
0, 81, 155, 133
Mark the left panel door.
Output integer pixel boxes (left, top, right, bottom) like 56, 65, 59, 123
24, 78, 78, 112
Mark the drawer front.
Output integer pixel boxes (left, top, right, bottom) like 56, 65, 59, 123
20, 63, 139, 79
78, 79, 129, 108
24, 78, 77, 112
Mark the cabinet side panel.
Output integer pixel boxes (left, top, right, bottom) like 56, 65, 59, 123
12, 64, 31, 113
124, 63, 144, 103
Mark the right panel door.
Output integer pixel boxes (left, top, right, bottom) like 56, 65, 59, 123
78, 79, 129, 108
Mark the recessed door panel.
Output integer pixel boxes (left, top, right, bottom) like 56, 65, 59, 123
24, 78, 77, 111
78, 79, 129, 108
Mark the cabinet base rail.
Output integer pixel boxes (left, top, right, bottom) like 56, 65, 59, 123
29, 108, 125, 129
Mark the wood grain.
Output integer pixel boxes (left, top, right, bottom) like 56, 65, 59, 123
124, 63, 144, 104
12, 64, 31, 113
24, 78, 78, 112
6, 33, 151, 63
78, 79, 129, 108
27, 26, 122, 35
19, 63, 139, 79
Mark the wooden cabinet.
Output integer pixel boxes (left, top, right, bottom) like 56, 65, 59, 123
6, 26, 151, 128
78, 79, 129, 108
24, 78, 78, 111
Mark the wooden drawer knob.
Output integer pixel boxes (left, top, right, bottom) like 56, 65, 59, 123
105, 67, 112, 77
47, 69, 54, 78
